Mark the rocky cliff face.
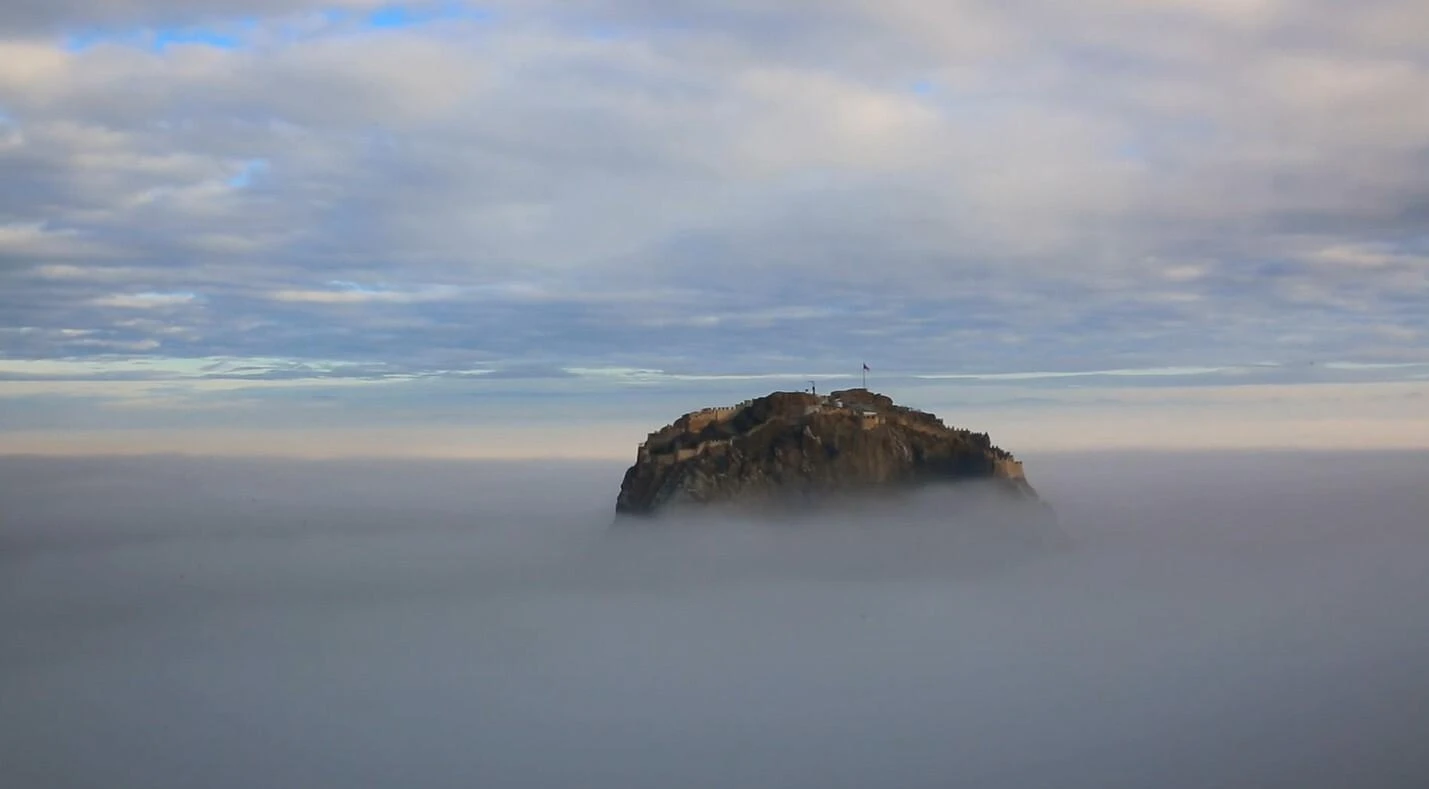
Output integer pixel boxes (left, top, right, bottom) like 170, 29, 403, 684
615, 389, 1037, 517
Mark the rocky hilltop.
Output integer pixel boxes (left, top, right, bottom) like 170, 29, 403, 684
616, 389, 1037, 517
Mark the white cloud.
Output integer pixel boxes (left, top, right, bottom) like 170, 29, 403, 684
269, 285, 463, 304
0, 0, 1426, 447
91, 292, 197, 308
1311, 244, 1427, 269
33, 263, 114, 279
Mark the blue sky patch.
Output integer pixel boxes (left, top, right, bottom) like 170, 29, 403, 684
228, 159, 269, 189
64, 25, 246, 52
153, 28, 242, 50
365, 3, 493, 29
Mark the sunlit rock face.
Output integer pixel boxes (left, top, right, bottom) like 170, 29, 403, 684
615, 389, 1042, 520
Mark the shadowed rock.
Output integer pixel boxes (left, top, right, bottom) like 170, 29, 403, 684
615, 389, 1045, 522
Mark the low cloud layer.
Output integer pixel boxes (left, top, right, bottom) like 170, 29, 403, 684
3, 451, 1429, 788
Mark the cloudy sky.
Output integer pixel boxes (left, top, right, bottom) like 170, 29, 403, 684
1, 0, 1427, 455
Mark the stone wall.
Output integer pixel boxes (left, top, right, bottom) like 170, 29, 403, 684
685, 404, 743, 432
994, 459, 1025, 480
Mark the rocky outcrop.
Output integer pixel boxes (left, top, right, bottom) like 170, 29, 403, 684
615, 389, 1039, 518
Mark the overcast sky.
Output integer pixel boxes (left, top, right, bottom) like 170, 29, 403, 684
1, 1, 1426, 454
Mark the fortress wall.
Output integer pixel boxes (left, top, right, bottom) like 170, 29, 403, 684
686, 405, 741, 433
661, 438, 733, 464
645, 407, 741, 460
686, 413, 717, 432
994, 459, 1025, 479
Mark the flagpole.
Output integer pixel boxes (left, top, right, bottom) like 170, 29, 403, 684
862, 364, 866, 390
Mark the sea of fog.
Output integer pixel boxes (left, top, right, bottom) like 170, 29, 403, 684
3, 451, 1428, 789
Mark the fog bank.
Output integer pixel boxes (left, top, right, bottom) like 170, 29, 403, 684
3, 452, 1428, 788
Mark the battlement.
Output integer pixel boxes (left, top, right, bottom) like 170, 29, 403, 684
994, 458, 1025, 480
650, 436, 733, 466
641, 391, 914, 461
686, 404, 741, 432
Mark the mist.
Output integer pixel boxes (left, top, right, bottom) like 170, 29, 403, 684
3, 452, 1428, 789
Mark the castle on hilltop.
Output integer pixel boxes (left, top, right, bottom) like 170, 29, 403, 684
634, 389, 1024, 480
616, 388, 1038, 517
